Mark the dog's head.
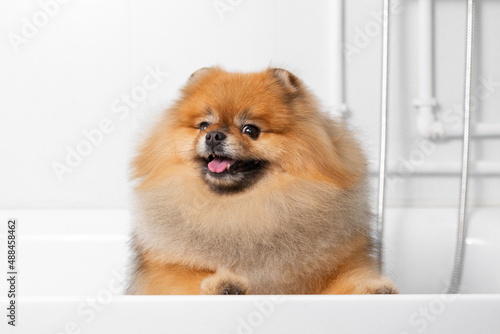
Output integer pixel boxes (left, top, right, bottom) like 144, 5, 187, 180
133, 67, 364, 193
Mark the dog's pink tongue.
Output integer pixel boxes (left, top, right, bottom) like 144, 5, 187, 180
208, 157, 236, 173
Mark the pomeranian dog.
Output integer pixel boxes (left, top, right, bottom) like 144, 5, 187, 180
127, 67, 397, 295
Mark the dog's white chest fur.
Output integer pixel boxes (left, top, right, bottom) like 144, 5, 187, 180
133, 176, 370, 293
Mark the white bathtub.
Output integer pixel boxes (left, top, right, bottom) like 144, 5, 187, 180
1, 208, 499, 333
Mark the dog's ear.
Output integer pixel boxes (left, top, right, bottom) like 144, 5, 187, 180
268, 68, 301, 92
188, 67, 215, 82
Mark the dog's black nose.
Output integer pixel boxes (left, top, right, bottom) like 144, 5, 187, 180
205, 131, 226, 148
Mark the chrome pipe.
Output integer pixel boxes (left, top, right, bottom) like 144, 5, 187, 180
448, 0, 476, 294
376, 0, 390, 272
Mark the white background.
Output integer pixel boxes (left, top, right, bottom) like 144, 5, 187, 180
1, 0, 499, 209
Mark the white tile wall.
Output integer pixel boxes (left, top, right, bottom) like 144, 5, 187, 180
1, 0, 499, 208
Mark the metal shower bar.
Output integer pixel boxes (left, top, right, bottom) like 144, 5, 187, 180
448, 0, 476, 294
376, 0, 478, 291
376, 0, 390, 271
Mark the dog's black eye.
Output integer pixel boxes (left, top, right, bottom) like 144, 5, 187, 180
242, 124, 260, 139
199, 122, 210, 131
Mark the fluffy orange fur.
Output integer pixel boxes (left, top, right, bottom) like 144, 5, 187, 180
127, 67, 397, 295
132, 68, 362, 189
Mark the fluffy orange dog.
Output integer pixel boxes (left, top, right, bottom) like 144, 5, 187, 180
127, 67, 397, 295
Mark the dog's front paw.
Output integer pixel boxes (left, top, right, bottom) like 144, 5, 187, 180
218, 282, 246, 295
360, 276, 398, 294
200, 270, 250, 295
